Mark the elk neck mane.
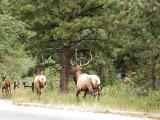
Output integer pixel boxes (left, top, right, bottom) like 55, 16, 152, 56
72, 68, 83, 84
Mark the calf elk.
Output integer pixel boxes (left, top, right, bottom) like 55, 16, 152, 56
34, 70, 47, 98
1, 75, 11, 95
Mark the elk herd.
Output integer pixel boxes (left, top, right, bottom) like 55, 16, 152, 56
1, 50, 101, 100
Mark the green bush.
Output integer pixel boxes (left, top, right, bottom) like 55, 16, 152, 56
0, 14, 35, 81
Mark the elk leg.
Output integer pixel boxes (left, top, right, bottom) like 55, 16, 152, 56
76, 89, 81, 99
88, 85, 95, 96
37, 86, 41, 100
36, 81, 40, 95
2, 87, 6, 96
89, 89, 94, 96
7, 87, 9, 95
44, 82, 46, 95
38, 90, 41, 100
97, 85, 101, 100
36, 87, 38, 95
94, 89, 100, 100
2, 88, 4, 95
9, 85, 11, 95
38, 87, 41, 96
86, 80, 95, 96
39, 89, 41, 97
98, 89, 101, 100
83, 91, 87, 98
36, 86, 39, 96
6, 88, 9, 95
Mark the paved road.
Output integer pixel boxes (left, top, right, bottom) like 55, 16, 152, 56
0, 99, 153, 120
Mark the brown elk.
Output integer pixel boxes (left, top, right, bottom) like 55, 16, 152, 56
1, 75, 11, 95
70, 50, 101, 100
34, 70, 47, 98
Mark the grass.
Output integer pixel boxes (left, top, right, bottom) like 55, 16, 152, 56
0, 84, 160, 113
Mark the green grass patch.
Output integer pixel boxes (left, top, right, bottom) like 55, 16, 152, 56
0, 84, 160, 113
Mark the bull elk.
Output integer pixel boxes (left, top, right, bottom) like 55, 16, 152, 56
70, 49, 101, 100
1, 75, 11, 95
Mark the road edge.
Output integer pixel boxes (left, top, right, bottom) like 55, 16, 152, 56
14, 101, 160, 120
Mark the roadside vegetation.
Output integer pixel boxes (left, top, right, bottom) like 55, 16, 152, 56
1, 83, 160, 113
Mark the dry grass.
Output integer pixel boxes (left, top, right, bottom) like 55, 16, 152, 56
0, 85, 160, 113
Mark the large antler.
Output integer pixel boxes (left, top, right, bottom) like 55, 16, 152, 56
70, 49, 83, 67
79, 50, 98, 67
70, 49, 99, 67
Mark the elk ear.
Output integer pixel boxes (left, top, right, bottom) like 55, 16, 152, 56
1, 76, 6, 80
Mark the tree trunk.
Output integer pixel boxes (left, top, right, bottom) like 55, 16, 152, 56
150, 40, 157, 91
59, 45, 70, 93
150, 69, 156, 90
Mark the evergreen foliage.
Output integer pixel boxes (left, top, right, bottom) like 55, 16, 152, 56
0, 1, 35, 80
0, 0, 160, 91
